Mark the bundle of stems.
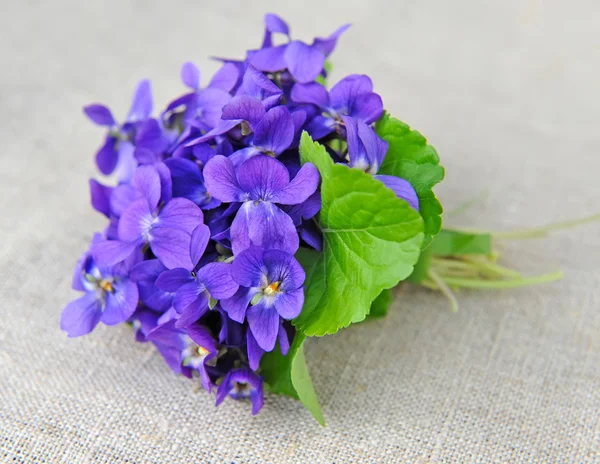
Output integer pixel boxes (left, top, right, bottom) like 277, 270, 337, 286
417, 209, 600, 311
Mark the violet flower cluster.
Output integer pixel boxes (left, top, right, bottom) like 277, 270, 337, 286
61, 13, 419, 415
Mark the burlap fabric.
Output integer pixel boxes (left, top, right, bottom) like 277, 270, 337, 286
1, 1, 599, 462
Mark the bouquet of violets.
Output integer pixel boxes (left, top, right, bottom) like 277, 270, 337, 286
62, 13, 581, 424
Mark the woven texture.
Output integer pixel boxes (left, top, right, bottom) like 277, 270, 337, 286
1, 1, 599, 462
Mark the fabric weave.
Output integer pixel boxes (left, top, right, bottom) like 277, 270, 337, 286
1, 1, 599, 462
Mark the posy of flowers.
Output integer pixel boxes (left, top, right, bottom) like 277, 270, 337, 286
61, 13, 582, 424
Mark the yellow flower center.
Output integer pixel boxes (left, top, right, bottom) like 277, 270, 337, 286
99, 279, 114, 293
197, 346, 209, 357
263, 281, 280, 296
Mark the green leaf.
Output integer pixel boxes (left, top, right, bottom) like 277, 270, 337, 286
407, 242, 433, 283
299, 131, 334, 175
294, 133, 424, 336
375, 113, 445, 248
367, 288, 393, 319
260, 332, 325, 426
431, 229, 492, 256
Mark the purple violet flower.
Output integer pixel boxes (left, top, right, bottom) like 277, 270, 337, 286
146, 320, 218, 390
130, 259, 174, 312
292, 74, 384, 140
165, 157, 221, 210
221, 247, 305, 351
109, 162, 172, 218
235, 65, 284, 110
131, 308, 161, 342
280, 191, 323, 251
218, 309, 246, 347
222, 101, 295, 166
92, 165, 204, 269
155, 225, 239, 328
184, 65, 284, 147
344, 117, 420, 211
374, 175, 420, 212
215, 368, 264, 415
60, 234, 139, 337
134, 118, 179, 165
89, 179, 121, 240
179, 62, 238, 131
246, 322, 290, 371
280, 191, 321, 226
203, 154, 319, 255
248, 14, 350, 84
84, 80, 153, 179
65, 12, 428, 418
343, 115, 388, 174
89, 179, 113, 218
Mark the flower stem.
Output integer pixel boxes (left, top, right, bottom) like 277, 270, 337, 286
427, 269, 459, 312
440, 270, 563, 289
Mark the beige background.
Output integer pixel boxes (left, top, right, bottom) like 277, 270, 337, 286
1, 1, 599, 462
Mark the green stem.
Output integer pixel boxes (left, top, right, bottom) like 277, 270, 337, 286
418, 279, 438, 291
431, 256, 522, 279
436, 269, 481, 278
430, 260, 480, 277
441, 271, 563, 289
460, 256, 522, 278
427, 269, 459, 312
431, 258, 475, 269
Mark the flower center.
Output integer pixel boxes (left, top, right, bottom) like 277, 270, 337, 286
197, 346, 209, 357
233, 381, 250, 395
141, 214, 159, 241
182, 342, 210, 368
263, 281, 280, 296
99, 279, 114, 293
